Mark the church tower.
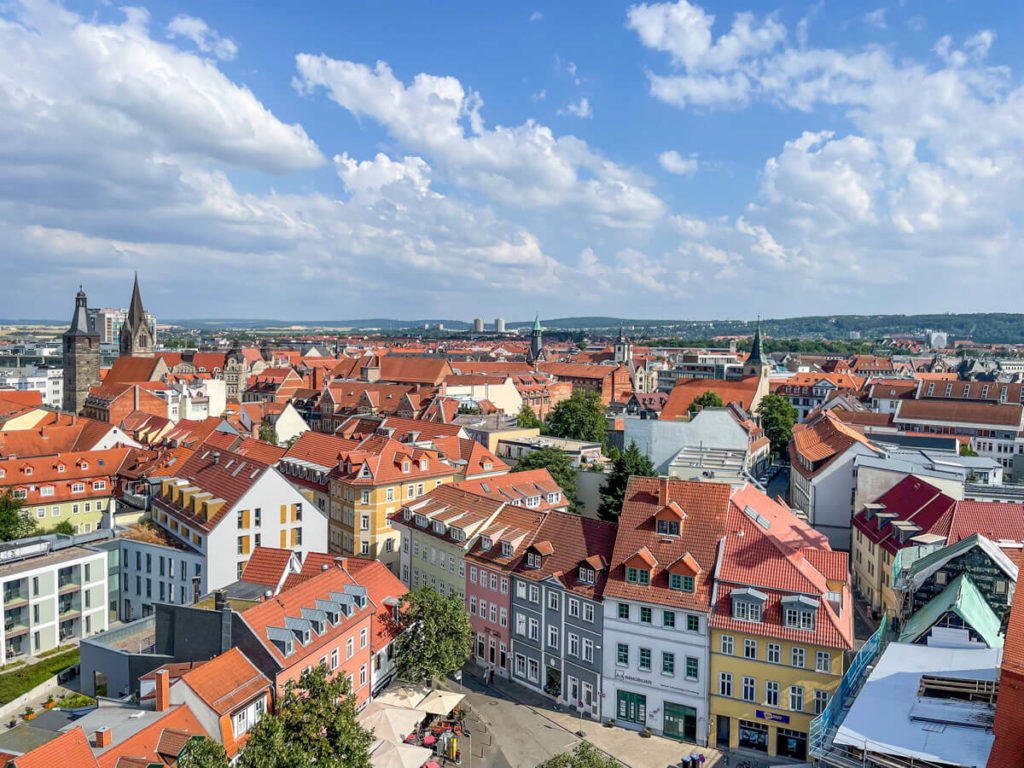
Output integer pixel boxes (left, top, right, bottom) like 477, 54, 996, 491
743, 318, 769, 380
614, 324, 633, 365
119, 274, 154, 357
527, 315, 544, 364
62, 287, 100, 414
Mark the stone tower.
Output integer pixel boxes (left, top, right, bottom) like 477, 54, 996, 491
527, 315, 544, 364
62, 287, 101, 414
119, 273, 154, 357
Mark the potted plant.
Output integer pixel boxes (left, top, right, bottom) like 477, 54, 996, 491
43, 695, 55, 710
641, 727, 652, 738
24, 707, 35, 721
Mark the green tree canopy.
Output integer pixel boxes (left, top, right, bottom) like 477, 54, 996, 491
598, 441, 656, 520
545, 390, 606, 444
960, 444, 979, 457
757, 393, 798, 457
688, 390, 724, 413
0, 492, 37, 542
516, 403, 543, 429
178, 737, 229, 768
52, 520, 75, 536
537, 741, 621, 768
257, 423, 278, 446
394, 586, 472, 686
513, 446, 579, 512
239, 665, 373, 768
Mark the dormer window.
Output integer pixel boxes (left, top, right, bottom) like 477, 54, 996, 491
360, 465, 371, 478
732, 587, 767, 623
481, 537, 493, 552
415, 514, 428, 528
501, 542, 513, 558
785, 608, 815, 630
433, 521, 445, 535
451, 528, 465, 542
526, 496, 540, 508
483, 462, 493, 471
656, 519, 680, 536
527, 552, 541, 568
625, 567, 650, 585
579, 567, 595, 584
403, 508, 412, 521
420, 459, 428, 470
403, 461, 410, 473
56, 464, 65, 473
669, 574, 695, 592
23, 467, 32, 476
547, 492, 561, 504
80, 462, 88, 470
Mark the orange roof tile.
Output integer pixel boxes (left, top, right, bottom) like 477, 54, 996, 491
659, 377, 761, 421
96, 706, 207, 768
179, 648, 271, 716
12, 726, 99, 768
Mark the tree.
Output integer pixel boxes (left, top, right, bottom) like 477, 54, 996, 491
513, 446, 579, 513
545, 390, 606, 444
688, 390, 724, 413
757, 394, 798, 457
960, 444, 979, 457
597, 441, 656, 520
239, 665, 373, 768
517, 403, 543, 429
537, 741, 621, 768
0, 492, 37, 542
394, 586, 472, 686
257, 422, 278, 446
52, 520, 75, 536
178, 737, 229, 768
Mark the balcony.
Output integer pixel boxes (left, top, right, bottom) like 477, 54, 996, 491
57, 577, 81, 595
58, 597, 81, 620
4, 617, 29, 638
3, 589, 28, 609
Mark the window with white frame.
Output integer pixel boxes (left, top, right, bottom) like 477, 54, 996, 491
583, 603, 594, 623
813, 689, 829, 715
719, 672, 733, 696
528, 618, 539, 641
766, 643, 781, 664
582, 638, 594, 663
742, 676, 755, 702
743, 639, 757, 659
568, 633, 579, 657
791, 647, 805, 668
547, 625, 558, 648
765, 681, 780, 708
548, 591, 559, 611
720, 635, 734, 655
816, 651, 832, 673
568, 597, 580, 617
789, 685, 804, 711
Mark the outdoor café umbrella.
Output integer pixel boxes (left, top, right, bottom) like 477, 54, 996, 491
358, 701, 427, 746
369, 739, 433, 768
374, 684, 432, 710
416, 689, 465, 716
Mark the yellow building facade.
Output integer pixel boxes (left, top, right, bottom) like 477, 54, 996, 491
709, 626, 843, 758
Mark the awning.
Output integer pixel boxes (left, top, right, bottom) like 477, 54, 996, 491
374, 684, 432, 710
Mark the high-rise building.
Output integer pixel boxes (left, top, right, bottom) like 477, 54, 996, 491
472, 318, 485, 333
494, 317, 506, 333
62, 287, 101, 414
88, 306, 157, 344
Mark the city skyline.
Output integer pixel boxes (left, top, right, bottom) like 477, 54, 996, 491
3, 0, 1024, 320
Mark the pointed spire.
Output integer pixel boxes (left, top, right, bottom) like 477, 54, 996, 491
127, 272, 146, 330
748, 315, 765, 368
533, 314, 542, 332
66, 285, 93, 337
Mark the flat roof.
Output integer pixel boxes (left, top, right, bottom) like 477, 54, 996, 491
835, 642, 1000, 767
0, 545, 99, 580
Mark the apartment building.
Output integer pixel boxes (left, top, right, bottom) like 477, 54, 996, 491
150, 443, 328, 589
508, 512, 616, 720
0, 533, 109, 664
601, 476, 730, 744
0, 448, 131, 535
329, 435, 454, 570
709, 485, 853, 760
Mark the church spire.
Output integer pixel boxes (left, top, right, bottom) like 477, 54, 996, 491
119, 273, 154, 357
748, 316, 765, 367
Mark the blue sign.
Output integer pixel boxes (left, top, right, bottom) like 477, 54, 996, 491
756, 710, 790, 724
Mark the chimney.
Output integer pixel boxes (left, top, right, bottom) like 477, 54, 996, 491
659, 477, 669, 507
212, 451, 220, 465
214, 589, 227, 611
94, 727, 112, 748
154, 669, 169, 712
321, 563, 329, 571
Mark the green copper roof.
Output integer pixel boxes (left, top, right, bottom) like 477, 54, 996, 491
898, 573, 1003, 648
533, 314, 542, 331
747, 318, 765, 367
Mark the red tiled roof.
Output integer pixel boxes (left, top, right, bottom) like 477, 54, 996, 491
502, 513, 617, 595
104, 356, 164, 385
203, 431, 287, 463
948, 501, 1024, 545
604, 477, 731, 611
179, 647, 270, 715
96, 706, 206, 768
790, 409, 880, 478
0, 390, 42, 407
895, 399, 1024, 428
241, 547, 297, 588
538, 362, 616, 381
987, 597, 1024, 768
338, 559, 407, 650
659, 377, 760, 421
379, 357, 453, 385
851, 476, 956, 555
12, 726, 99, 768
282, 431, 358, 468
240, 567, 371, 666
452, 468, 561, 510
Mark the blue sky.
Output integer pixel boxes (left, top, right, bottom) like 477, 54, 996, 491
2, 0, 1024, 321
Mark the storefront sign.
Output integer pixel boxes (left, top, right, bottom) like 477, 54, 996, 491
755, 710, 789, 723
